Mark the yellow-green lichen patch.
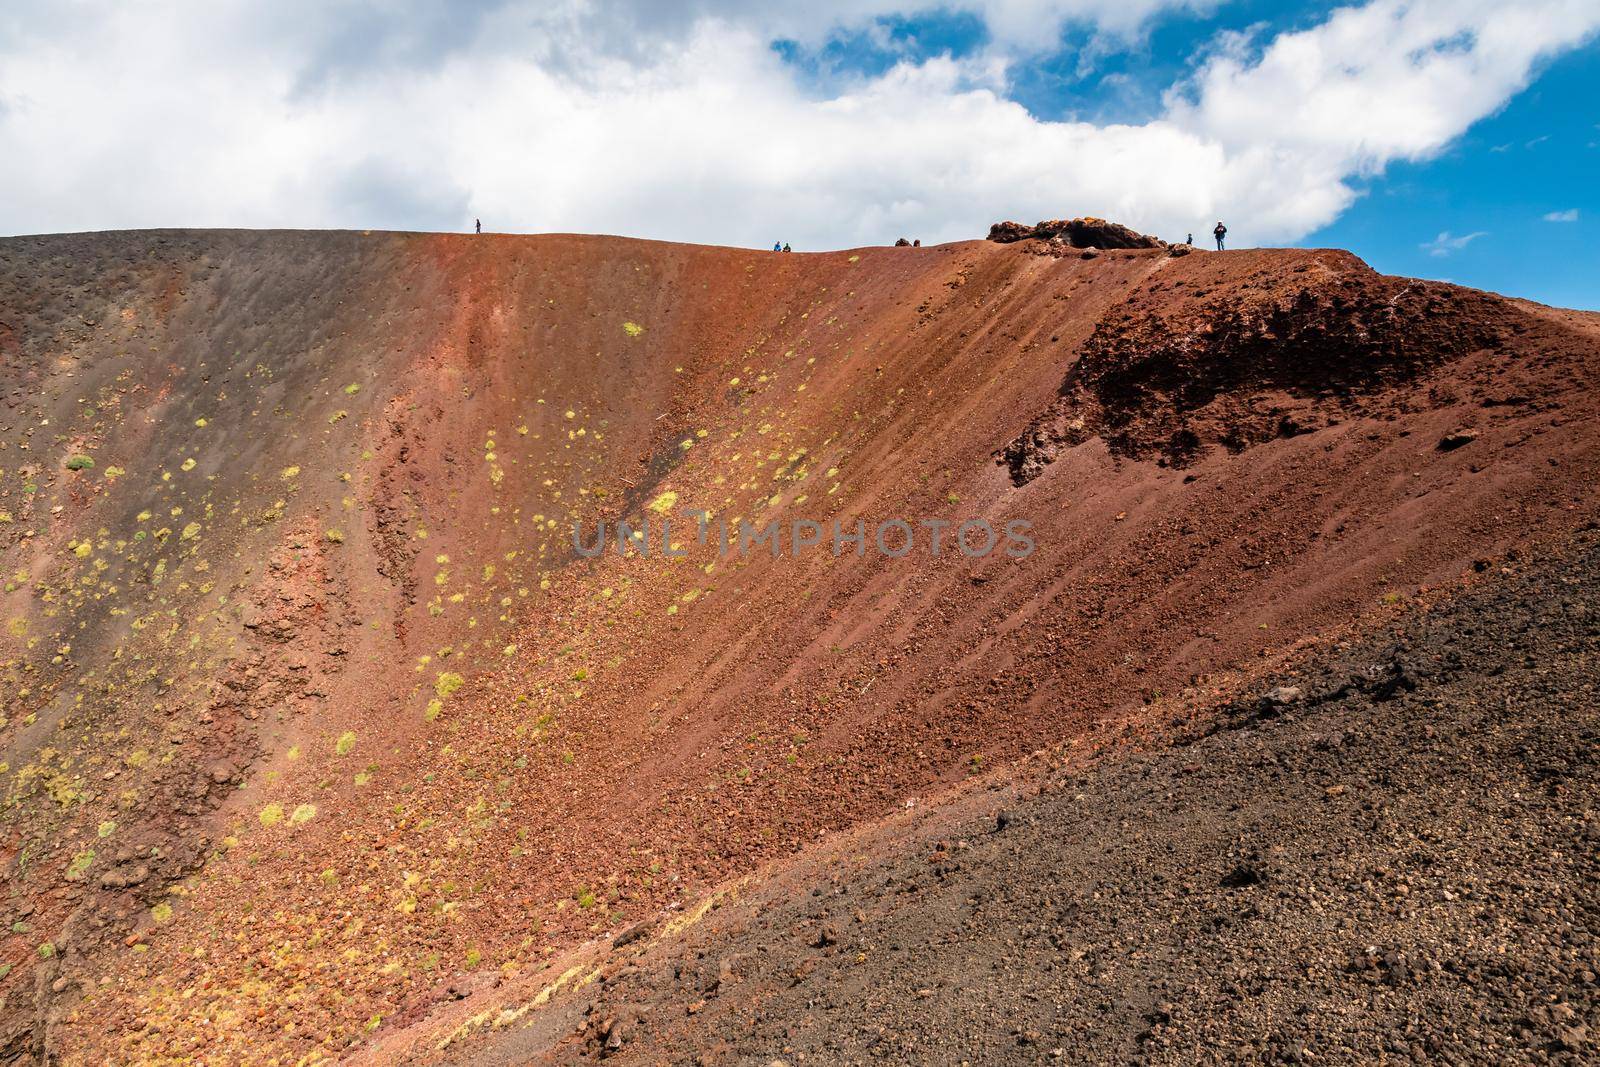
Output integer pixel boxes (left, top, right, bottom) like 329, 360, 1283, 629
65, 849, 95, 881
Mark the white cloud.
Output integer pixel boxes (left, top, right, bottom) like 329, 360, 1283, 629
1543, 208, 1580, 222
0, 0, 1596, 249
1167, 0, 1600, 236
1422, 230, 1488, 256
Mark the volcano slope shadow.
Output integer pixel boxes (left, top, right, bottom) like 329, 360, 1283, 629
0, 229, 1595, 1063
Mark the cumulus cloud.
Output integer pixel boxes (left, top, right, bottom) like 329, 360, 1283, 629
496, 0, 1222, 54
0, 0, 1596, 248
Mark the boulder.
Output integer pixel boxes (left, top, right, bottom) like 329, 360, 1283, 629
987, 220, 1034, 243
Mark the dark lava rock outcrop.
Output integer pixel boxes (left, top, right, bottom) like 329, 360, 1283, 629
987, 217, 1165, 249
999, 252, 1517, 482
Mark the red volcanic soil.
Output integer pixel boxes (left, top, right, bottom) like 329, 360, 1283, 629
0, 229, 1595, 1063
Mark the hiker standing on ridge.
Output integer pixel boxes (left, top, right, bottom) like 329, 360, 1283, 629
475, 218, 481, 234
1213, 221, 1227, 251
1186, 232, 1193, 245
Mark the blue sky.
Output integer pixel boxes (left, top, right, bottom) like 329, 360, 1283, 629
771, 2, 1599, 309
1311, 42, 1598, 310
1, 1, 1597, 309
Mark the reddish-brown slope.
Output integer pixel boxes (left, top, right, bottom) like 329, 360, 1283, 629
0, 231, 1594, 1063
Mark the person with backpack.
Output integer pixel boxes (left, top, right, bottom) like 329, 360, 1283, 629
1213, 221, 1227, 251
475, 218, 482, 234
